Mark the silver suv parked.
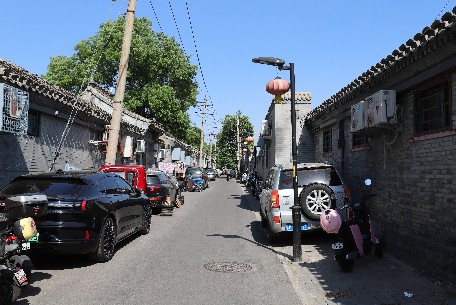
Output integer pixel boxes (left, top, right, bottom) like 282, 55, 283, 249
259, 163, 348, 244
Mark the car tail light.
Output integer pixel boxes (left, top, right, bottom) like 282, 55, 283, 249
344, 184, 352, 203
85, 230, 90, 241
81, 200, 87, 211
149, 186, 161, 192
149, 197, 161, 201
273, 216, 280, 224
270, 190, 280, 208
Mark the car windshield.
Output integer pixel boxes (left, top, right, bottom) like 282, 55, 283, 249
188, 169, 202, 176
206, 169, 214, 174
146, 175, 160, 185
278, 167, 342, 189
0, 178, 87, 197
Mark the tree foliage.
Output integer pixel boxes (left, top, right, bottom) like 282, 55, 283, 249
43, 16, 199, 141
216, 111, 254, 169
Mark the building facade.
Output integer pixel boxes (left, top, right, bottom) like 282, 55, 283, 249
255, 92, 313, 179
0, 59, 196, 188
305, 10, 456, 283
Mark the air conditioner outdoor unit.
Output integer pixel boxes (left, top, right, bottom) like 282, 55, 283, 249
351, 101, 366, 132
365, 90, 397, 128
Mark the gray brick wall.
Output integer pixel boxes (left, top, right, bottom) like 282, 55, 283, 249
265, 101, 313, 168
310, 72, 456, 284
0, 111, 102, 187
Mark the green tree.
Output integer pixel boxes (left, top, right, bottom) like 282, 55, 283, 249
43, 16, 199, 141
216, 111, 254, 170
185, 124, 201, 149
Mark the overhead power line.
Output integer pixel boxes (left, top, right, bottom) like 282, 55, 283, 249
168, 0, 186, 54
149, 0, 163, 32
185, 1, 214, 108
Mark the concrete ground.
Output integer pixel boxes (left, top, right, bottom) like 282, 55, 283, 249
244, 185, 456, 305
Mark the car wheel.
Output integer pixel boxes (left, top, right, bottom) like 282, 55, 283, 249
90, 217, 116, 263
375, 243, 383, 258
260, 210, 268, 228
139, 204, 152, 235
337, 257, 354, 272
300, 183, 335, 220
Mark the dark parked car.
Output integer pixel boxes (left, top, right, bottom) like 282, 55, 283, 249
0, 171, 152, 262
146, 170, 181, 213
185, 167, 209, 189
205, 168, 216, 181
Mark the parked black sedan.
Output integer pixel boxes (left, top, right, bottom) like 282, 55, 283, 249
0, 171, 152, 262
146, 170, 181, 213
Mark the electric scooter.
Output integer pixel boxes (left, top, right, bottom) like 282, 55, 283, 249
0, 193, 48, 304
320, 179, 383, 272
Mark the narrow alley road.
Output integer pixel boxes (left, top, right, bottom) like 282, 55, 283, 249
20, 178, 301, 305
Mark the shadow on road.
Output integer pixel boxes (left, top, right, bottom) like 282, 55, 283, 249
30, 232, 144, 270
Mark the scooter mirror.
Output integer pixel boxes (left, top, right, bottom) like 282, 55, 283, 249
365, 179, 372, 186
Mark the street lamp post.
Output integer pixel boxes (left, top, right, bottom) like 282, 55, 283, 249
252, 57, 301, 262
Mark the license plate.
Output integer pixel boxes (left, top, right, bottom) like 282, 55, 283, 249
28, 233, 39, 243
284, 223, 309, 231
14, 269, 28, 286
22, 242, 30, 250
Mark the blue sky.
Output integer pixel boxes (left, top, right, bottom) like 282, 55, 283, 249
1, 0, 454, 141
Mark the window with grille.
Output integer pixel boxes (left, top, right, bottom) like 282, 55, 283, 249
414, 79, 451, 135
352, 133, 368, 147
27, 110, 40, 137
323, 129, 332, 153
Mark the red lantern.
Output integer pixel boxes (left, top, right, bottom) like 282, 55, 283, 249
266, 77, 290, 103
242, 148, 248, 152
246, 136, 254, 143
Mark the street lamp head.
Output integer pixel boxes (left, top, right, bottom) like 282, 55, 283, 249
252, 57, 285, 67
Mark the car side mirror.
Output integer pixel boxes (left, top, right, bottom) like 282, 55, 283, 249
135, 188, 143, 196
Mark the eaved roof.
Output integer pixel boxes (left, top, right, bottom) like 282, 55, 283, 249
306, 7, 456, 123
0, 58, 163, 135
80, 82, 165, 135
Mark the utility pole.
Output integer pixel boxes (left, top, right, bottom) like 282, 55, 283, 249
209, 119, 215, 168
236, 111, 240, 176
105, 0, 136, 165
198, 97, 207, 167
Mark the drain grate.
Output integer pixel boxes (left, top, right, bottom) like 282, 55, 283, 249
204, 262, 252, 273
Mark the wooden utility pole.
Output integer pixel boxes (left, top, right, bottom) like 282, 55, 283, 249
198, 97, 207, 167
236, 111, 240, 175
209, 118, 215, 168
105, 0, 136, 165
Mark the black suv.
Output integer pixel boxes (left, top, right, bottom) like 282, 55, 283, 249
0, 171, 152, 262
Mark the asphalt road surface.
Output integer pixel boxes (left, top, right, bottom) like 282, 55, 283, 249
19, 178, 302, 305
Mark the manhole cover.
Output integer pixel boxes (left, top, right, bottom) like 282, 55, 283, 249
203, 262, 252, 273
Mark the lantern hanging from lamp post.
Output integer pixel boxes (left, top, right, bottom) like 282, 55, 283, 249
266, 77, 290, 104
246, 136, 254, 143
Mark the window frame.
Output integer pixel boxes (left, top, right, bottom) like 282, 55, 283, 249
352, 133, 369, 147
322, 128, 333, 153
413, 76, 452, 136
27, 109, 41, 137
